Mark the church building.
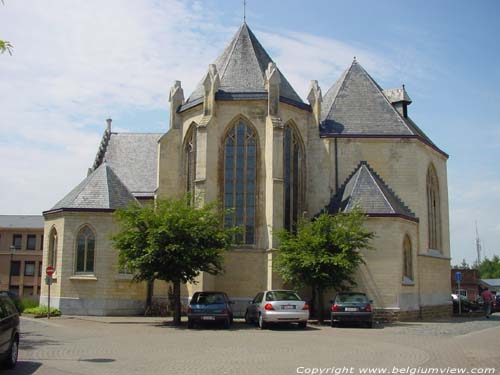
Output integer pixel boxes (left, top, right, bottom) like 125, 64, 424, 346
41, 23, 451, 319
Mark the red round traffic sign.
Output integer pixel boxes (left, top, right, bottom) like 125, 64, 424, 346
46, 266, 55, 276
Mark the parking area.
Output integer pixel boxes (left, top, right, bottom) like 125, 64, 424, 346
5, 314, 500, 375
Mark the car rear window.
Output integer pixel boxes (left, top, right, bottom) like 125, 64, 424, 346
265, 291, 301, 301
191, 293, 226, 305
335, 294, 368, 303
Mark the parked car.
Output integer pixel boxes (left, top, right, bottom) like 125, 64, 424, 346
0, 293, 20, 369
245, 290, 309, 329
187, 291, 234, 329
451, 294, 480, 313
495, 294, 500, 312
0, 291, 22, 314
330, 292, 373, 328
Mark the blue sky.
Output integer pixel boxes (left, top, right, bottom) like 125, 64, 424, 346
0, 0, 498, 265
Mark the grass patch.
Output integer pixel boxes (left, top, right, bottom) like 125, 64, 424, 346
24, 306, 61, 318
21, 298, 39, 310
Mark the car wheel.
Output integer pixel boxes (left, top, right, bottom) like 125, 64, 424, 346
331, 320, 336, 328
298, 321, 307, 328
258, 314, 267, 329
187, 319, 194, 329
224, 318, 231, 329
244, 311, 251, 324
4, 336, 18, 369
365, 321, 373, 329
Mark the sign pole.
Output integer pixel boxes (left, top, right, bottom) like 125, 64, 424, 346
48, 279, 51, 319
45, 266, 55, 319
458, 278, 461, 315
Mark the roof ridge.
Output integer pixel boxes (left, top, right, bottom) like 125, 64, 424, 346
219, 23, 245, 81
361, 162, 416, 217
325, 62, 355, 121
362, 165, 395, 214
353, 62, 414, 134
92, 127, 112, 171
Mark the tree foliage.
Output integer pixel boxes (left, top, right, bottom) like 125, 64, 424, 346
478, 255, 500, 279
0, 40, 13, 55
275, 208, 374, 323
112, 196, 238, 325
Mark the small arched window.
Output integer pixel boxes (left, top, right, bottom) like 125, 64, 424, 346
403, 235, 413, 281
426, 164, 442, 251
75, 226, 95, 274
48, 227, 57, 268
283, 123, 304, 232
223, 120, 257, 245
185, 124, 197, 201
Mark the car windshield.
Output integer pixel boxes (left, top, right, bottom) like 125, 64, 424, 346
336, 294, 368, 303
191, 293, 226, 305
265, 291, 301, 301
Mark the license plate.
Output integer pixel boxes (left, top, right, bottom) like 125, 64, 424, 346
345, 307, 358, 312
202, 316, 216, 320
281, 305, 296, 310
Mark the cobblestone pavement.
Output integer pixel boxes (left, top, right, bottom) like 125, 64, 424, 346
4, 314, 500, 375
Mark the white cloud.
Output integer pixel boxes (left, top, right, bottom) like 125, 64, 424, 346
0, 0, 430, 216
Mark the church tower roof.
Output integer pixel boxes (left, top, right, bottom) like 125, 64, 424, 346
320, 60, 414, 136
181, 23, 304, 111
46, 163, 137, 213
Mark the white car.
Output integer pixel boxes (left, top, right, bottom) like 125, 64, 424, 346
244, 290, 310, 329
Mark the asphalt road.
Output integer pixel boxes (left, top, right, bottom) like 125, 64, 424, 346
4, 314, 500, 375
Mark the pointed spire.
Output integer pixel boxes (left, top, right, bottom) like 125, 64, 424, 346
182, 23, 303, 110
307, 80, 322, 125
202, 64, 220, 117
169, 80, 184, 129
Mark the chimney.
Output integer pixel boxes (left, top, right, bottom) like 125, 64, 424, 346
383, 85, 412, 118
106, 118, 112, 132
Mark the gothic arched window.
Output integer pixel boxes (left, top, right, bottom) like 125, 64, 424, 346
75, 226, 95, 273
223, 120, 257, 245
48, 227, 57, 268
185, 124, 197, 200
283, 123, 304, 232
426, 164, 442, 251
403, 235, 413, 281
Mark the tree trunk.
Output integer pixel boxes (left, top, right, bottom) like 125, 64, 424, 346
317, 287, 325, 325
173, 280, 181, 326
145, 279, 154, 316
310, 285, 316, 319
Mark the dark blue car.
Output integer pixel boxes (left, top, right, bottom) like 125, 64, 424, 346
187, 291, 234, 329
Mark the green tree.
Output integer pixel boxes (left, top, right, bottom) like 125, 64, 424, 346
112, 196, 237, 325
275, 209, 374, 324
0, 40, 13, 55
1, 1, 13, 55
478, 255, 500, 279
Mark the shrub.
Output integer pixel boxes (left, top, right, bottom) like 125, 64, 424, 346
21, 298, 39, 311
24, 306, 61, 318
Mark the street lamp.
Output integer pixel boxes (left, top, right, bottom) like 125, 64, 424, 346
8, 245, 16, 292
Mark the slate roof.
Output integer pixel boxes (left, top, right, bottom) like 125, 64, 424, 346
48, 163, 137, 212
181, 22, 304, 111
480, 279, 500, 288
320, 60, 414, 136
326, 161, 416, 220
0, 215, 44, 229
99, 132, 161, 195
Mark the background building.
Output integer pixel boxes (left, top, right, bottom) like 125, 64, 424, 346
0, 215, 44, 298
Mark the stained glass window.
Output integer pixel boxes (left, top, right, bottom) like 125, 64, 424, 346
283, 124, 304, 232
75, 226, 95, 273
185, 125, 197, 200
426, 164, 441, 251
223, 121, 257, 245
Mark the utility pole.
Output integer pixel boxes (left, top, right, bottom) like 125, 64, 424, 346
475, 221, 482, 266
